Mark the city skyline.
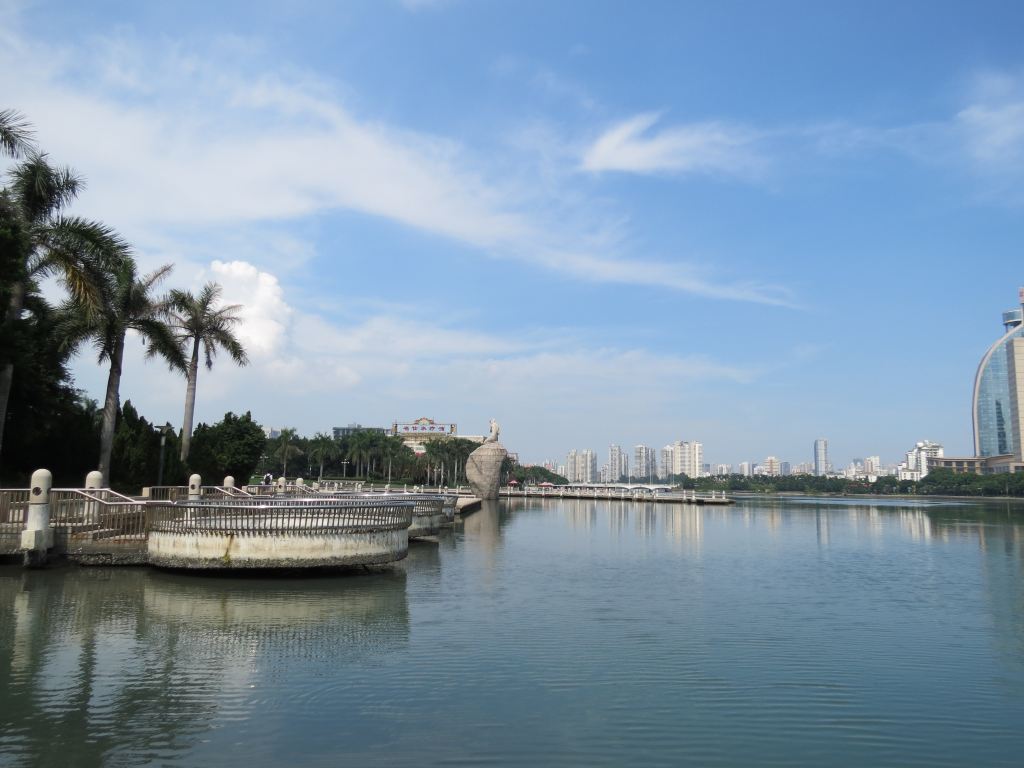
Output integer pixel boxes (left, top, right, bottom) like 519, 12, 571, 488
4, 3, 1023, 465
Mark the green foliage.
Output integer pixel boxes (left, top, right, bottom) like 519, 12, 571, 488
506, 462, 569, 485
0, 292, 100, 486
109, 400, 185, 493
918, 468, 1024, 497
187, 411, 266, 484
687, 470, 1024, 497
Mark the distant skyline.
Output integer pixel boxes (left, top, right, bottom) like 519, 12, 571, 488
3, 1, 1024, 467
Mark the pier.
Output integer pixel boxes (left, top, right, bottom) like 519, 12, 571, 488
0, 471, 460, 569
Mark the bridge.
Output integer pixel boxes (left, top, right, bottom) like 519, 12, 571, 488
500, 484, 733, 505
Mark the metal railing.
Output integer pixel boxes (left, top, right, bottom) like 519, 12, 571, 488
314, 491, 447, 519
145, 485, 256, 501
148, 496, 415, 536
0, 489, 30, 525
50, 489, 149, 545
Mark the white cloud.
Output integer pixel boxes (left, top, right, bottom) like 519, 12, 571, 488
69, 257, 758, 457
208, 260, 292, 359
0, 18, 791, 307
955, 72, 1024, 172
581, 112, 765, 178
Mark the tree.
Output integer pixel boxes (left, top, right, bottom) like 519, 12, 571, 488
272, 427, 303, 479
108, 400, 186, 493
187, 411, 266, 484
167, 282, 248, 461
0, 152, 123, 463
346, 430, 375, 478
0, 293, 101, 487
0, 109, 33, 158
308, 433, 341, 481
58, 259, 184, 484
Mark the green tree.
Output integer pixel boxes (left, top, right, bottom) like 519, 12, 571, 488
167, 282, 248, 462
0, 151, 124, 463
187, 411, 266, 484
308, 433, 341, 481
0, 109, 33, 158
0, 293, 101, 486
58, 260, 184, 484
271, 427, 303, 479
108, 401, 186, 493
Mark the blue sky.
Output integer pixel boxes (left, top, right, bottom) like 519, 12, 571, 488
4, 0, 1024, 469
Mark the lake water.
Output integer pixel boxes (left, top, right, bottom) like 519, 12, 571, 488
1, 496, 1023, 767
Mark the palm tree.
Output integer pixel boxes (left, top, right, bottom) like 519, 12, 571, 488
0, 109, 33, 158
308, 433, 341, 481
346, 430, 372, 478
273, 428, 303, 479
167, 283, 248, 462
59, 258, 185, 485
0, 152, 124, 462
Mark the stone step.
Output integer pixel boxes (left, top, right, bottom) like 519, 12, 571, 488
70, 528, 122, 541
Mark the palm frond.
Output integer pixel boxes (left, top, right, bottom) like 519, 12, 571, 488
0, 109, 35, 158
9, 153, 83, 220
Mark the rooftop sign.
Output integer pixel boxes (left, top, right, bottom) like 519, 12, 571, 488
392, 417, 457, 436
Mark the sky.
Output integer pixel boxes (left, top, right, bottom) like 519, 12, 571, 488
3, 0, 1024, 469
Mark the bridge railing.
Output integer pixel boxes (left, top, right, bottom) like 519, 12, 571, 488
0, 489, 30, 525
147, 496, 415, 536
49, 489, 150, 544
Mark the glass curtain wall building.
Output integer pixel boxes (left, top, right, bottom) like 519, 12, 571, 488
973, 299, 1024, 460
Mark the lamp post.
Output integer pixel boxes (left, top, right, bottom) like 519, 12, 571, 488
157, 424, 173, 486
341, 460, 349, 478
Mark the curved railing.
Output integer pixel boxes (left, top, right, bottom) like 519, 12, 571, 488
147, 496, 415, 536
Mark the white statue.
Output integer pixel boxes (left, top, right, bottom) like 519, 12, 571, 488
485, 418, 500, 443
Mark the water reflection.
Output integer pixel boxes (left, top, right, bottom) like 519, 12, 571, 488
0, 568, 409, 766
1, 498, 1023, 768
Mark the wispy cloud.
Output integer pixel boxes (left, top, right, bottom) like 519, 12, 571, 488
955, 71, 1024, 175
85, 258, 758, 447
581, 112, 766, 179
0, 16, 792, 307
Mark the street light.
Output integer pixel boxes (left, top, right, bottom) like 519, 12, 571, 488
157, 424, 174, 486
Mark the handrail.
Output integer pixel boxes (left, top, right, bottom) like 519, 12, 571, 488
147, 496, 415, 536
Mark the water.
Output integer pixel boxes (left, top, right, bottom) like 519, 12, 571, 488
1, 496, 1023, 767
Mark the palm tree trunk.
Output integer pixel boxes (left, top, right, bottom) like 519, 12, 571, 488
0, 282, 26, 462
97, 334, 125, 485
179, 338, 200, 462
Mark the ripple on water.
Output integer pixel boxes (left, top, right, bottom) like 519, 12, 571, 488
1, 501, 1023, 767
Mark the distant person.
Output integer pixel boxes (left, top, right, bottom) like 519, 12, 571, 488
263, 472, 273, 486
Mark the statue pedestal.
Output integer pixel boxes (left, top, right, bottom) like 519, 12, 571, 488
466, 442, 507, 500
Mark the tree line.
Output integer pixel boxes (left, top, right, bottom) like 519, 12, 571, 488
687, 470, 1024, 498
261, 430, 488, 486
0, 109, 248, 487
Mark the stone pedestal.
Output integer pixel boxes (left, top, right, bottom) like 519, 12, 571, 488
465, 442, 507, 500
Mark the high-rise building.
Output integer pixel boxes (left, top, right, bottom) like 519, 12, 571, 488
659, 446, 674, 480
763, 456, 781, 476
897, 441, 943, 481
864, 456, 881, 475
566, 450, 578, 482
780, 461, 792, 476
608, 444, 626, 483
814, 438, 829, 476
738, 461, 751, 477
934, 288, 1024, 475
974, 290, 1024, 460
579, 449, 598, 483
670, 440, 704, 478
714, 463, 732, 476
634, 445, 656, 481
